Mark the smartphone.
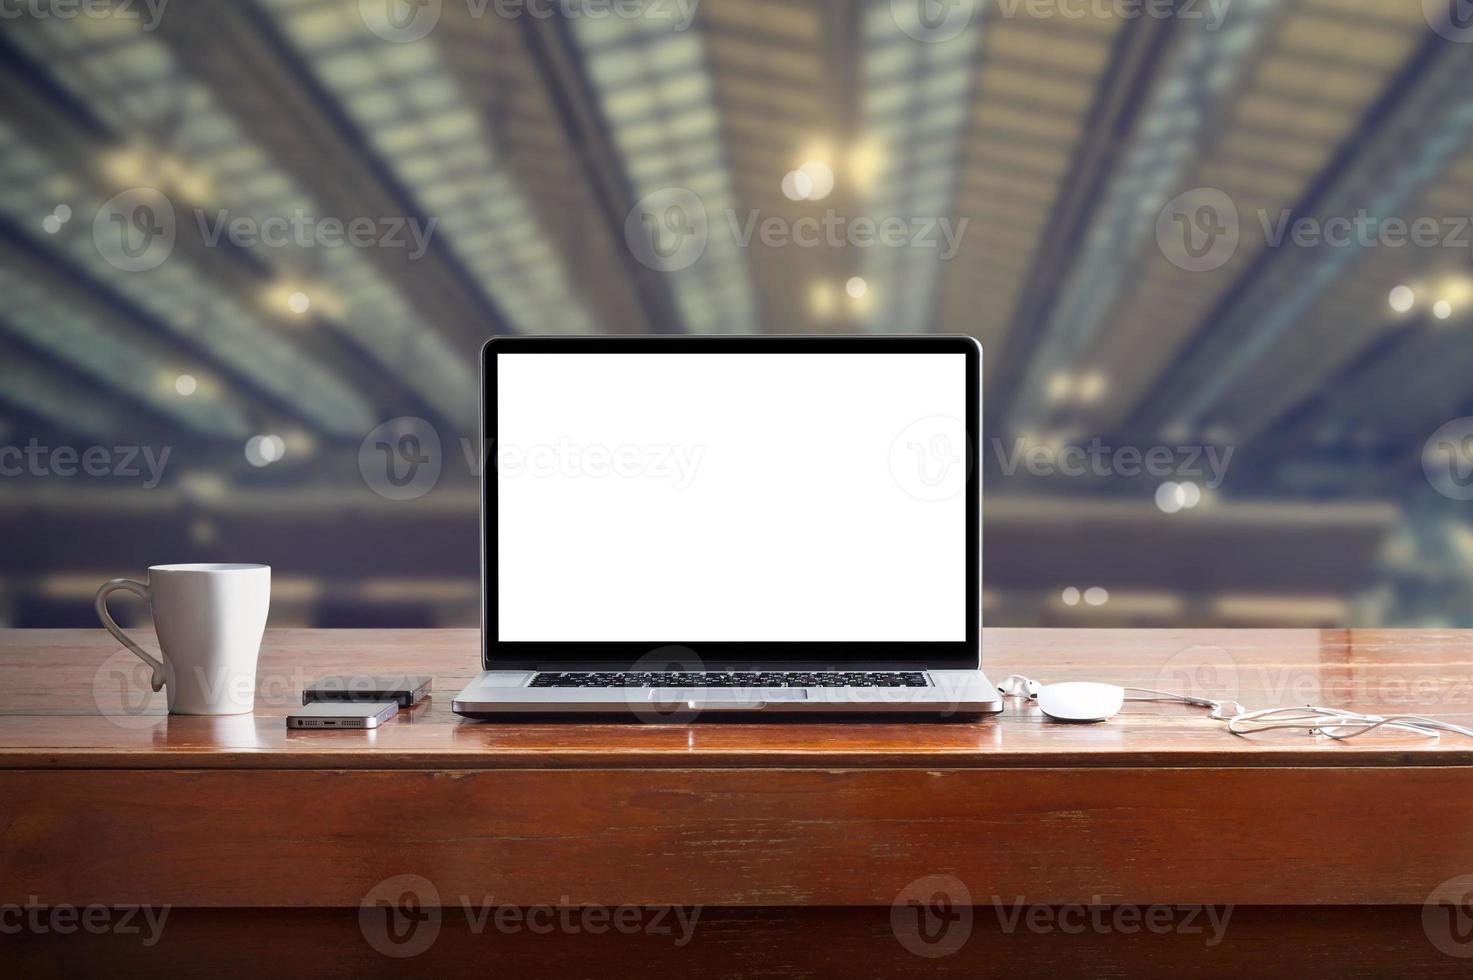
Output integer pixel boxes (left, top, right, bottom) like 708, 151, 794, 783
302, 675, 432, 708
286, 701, 399, 730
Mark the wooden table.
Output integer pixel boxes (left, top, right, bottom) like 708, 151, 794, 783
3, 628, 1473, 977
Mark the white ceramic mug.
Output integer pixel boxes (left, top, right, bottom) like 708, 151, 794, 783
94, 564, 270, 715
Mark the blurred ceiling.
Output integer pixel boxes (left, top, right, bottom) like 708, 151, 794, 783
0, 0, 1469, 472
3, 0, 1473, 627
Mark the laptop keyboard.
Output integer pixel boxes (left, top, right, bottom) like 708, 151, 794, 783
529, 671, 929, 689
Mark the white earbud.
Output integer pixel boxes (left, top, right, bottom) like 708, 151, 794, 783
996, 674, 1041, 700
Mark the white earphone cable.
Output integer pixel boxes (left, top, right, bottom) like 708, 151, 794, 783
1224, 706, 1473, 741
1001, 677, 1473, 741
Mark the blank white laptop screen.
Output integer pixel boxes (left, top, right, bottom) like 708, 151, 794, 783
495, 352, 967, 642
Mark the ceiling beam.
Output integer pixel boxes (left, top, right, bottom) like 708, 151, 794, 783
983, 7, 1182, 427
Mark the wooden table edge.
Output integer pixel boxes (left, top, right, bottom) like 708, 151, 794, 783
4, 751, 1473, 769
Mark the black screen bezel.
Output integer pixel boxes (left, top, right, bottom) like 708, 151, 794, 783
481, 335, 981, 670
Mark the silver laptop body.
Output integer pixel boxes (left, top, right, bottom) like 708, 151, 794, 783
453, 336, 1000, 719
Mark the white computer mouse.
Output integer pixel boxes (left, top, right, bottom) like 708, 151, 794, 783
1036, 682, 1125, 723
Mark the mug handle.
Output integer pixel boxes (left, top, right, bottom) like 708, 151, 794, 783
94, 579, 165, 692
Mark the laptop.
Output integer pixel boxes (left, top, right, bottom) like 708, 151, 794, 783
452, 335, 1001, 718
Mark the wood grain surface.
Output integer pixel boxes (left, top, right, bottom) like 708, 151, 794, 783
3, 628, 1473, 975
2, 628, 1472, 768
3, 765, 1472, 907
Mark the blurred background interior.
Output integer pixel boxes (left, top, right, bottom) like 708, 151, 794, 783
3, 0, 1473, 629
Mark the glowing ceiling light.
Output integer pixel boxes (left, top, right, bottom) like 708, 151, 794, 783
101, 149, 149, 187
808, 280, 837, 319
174, 169, 213, 204
1156, 481, 1184, 514
244, 434, 286, 467
798, 160, 834, 201
1388, 285, 1415, 314
244, 436, 270, 467
848, 138, 884, 196
781, 170, 813, 201
1077, 371, 1108, 404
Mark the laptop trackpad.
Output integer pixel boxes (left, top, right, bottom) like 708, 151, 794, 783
649, 689, 808, 703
